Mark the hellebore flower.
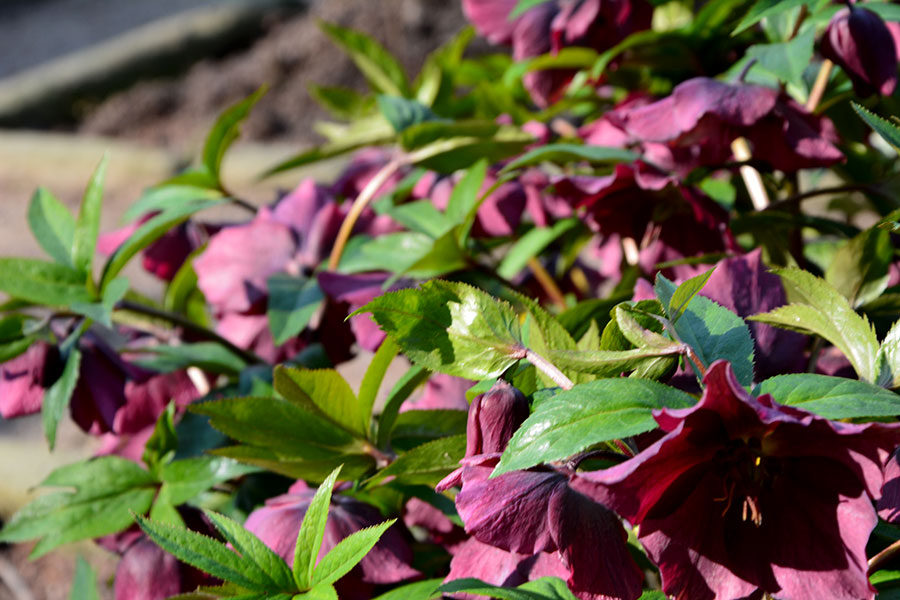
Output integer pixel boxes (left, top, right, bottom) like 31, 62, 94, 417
245, 481, 419, 598
463, 0, 652, 106
699, 249, 807, 379
614, 77, 843, 174
822, 6, 898, 97
445, 537, 569, 596
0, 342, 60, 419
438, 382, 643, 600
585, 360, 900, 600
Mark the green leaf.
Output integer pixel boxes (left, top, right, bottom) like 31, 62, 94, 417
101, 198, 222, 289
439, 577, 579, 600
159, 457, 258, 506
319, 22, 409, 97
390, 409, 468, 450
656, 274, 756, 387
338, 232, 433, 274
384, 201, 454, 238
0, 258, 93, 306
666, 267, 715, 324
371, 579, 442, 600
500, 144, 637, 173
71, 276, 129, 327
355, 280, 525, 380
296, 585, 339, 600
0, 457, 156, 558
405, 128, 533, 174
399, 120, 499, 152
826, 226, 892, 308
28, 187, 75, 267
754, 374, 900, 419
494, 379, 694, 475
357, 336, 400, 439
853, 103, 900, 155
267, 275, 324, 346
497, 219, 580, 280
134, 342, 247, 375
750, 268, 880, 383
72, 155, 108, 278
309, 85, 373, 120
42, 347, 81, 450
445, 159, 488, 224
745, 27, 814, 88
543, 345, 684, 377
866, 3, 900, 23
371, 435, 465, 486
211, 446, 373, 483
203, 88, 266, 184
123, 181, 224, 223
510, 0, 553, 19
377, 95, 440, 133
143, 402, 178, 473
401, 229, 470, 280
276, 367, 366, 438
294, 466, 342, 590
877, 319, 900, 388
70, 556, 101, 600
376, 365, 431, 448
136, 514, 272, 591
312, 520, 395, 587
204, 511, 295, 591
733, 0, 809, 35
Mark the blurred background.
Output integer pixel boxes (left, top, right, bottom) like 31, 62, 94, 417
0, 1, 467, 597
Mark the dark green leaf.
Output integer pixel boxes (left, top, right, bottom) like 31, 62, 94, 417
203, 88, 266, 184
70, 556, 101, 600
500, 144, 637, 173
390, 409, 468, 450
72, 155, 108, 277
754, 374, 900, 419
401, 229, 470, 279
143, 402, 177, 472
275, 367, 366, 438
312, 520, 395, 586
42, 348, 81, 450
439, 577, 578, 600
355, 280, 525, 379
445, 159, 488, 224
210, 446, 373, 483
376, 365, 431, 448
853, 103, 900, 154
733, 0, 809, 35
203, 511, 294, 591
28, 187, 75, 267
371, 435, 465, 486
745, 27, 814, 88
494, 379, 694, 475
309, 85, 373, 120
71, 276, 128, 327
656, 274, 756, 386
826, 226, 892, 308
134, 342, 247, 375
294, 466, 342, 590
159, 457, 258, 505
377, 96, 440, 133
497, 219, 580, 280
267, 275, 324, 346
399, 120, 499, 152
866, 3, 900, 22
357, 337, 400, 439
319, 22, 409, 97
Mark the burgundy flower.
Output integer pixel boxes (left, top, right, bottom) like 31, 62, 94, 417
585, 360, 900, 600
464, 0, 652, 106
878, 449, 900, 524
699, 249, 807, 379
445, 537, 569, 596
438, 383, 643, 600
821, 6, 898, 97
244, 481, 419, 599
0, 342, 60, 419
614, 77, 843, 174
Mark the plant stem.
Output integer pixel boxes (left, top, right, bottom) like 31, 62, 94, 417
765, 183, 875, 212
328, 159, 404, 270
806, 60, 834, 113
869, 538, 900, 574
118, 299, 265, 365
230, 196, 259, 214
525, 348, 574, 390
731, 137, 771, 210
526, 257, 567, 310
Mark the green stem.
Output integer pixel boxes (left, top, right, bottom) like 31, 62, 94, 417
525, 348, 574, 390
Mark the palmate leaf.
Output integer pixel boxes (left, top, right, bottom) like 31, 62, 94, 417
750, 268, 880, 384
311, 520, 396, 587
494, 379, 694, 475
294, 466, 342, 590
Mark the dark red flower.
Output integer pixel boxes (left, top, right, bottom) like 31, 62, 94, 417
821, 6, 898, 97
584, 360, 900, 600
244, 481, 419, 599
0, 342, 60, 419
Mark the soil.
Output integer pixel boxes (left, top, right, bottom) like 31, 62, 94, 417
77, 0, 474, 153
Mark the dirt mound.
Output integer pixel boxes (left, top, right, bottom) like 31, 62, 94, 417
77, 0, 472, 153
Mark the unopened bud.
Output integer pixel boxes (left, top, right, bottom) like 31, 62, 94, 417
466, 381, 530, 456
821, 6, 898, 97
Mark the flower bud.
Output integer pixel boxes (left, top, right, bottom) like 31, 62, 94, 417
821, 6, 898, 97
465, 381, 530, 456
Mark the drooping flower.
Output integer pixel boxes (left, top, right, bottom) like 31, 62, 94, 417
438, 382, 643, 600
821, 5, 898, 97
0, 342, 60, 419
244, 481, 419, 599
584, 360, 900, 600
613, 77, 843, 174
445, 537, 570, 596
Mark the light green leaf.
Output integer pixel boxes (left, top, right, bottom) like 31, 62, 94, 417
826, 226, 892, 308
355, 280, 525, 380
371, 579, 442, 600
754, 373, 900, 419
70, 556, 101, 600
494, 379, 694, 475
733, 0, 809, 35
357, 336, 400, 438
203, 88, 266, 184
72, 155, 108, 278
745, 27, 814, 88
656, 274, 756, 386
446, 159, 488, 224
123, 182, 223, 223
293, 466, 342, 590
439, 577, 579, 600
497, 219, 580, 280
134, 342, 247, 375
853, 103, 900, 155
309, 85, 373, 120
28, 187, 75, 267
159, 457, 258, 505
384, 201, 454, 238
204, 511, 294, 591
42, 348, 81, 450
750, 268, 880, 383
877, 319, 900, 388
267, 275, 324, 346
377, 95, 440, 133
404, 128, 533, 174
543, 345, 683, 377
0, 258, 93, 306
665, 267, 715, 323
376, 365, 431, 449
276, 367, 366, 438
500, 144, 637, 173
71, 276, 129, 327
312, 520, 395, 587
319, 22, 409, 97
338, 232, 433, 274
371, 435, 465, 486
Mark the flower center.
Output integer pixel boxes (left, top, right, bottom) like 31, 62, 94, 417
713, 441, 775, 528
